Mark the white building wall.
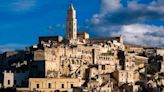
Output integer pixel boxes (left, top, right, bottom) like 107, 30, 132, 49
3, 71, 14, 88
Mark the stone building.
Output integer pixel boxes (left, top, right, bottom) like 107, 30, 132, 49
29, 78, 82, 92
160, 61, 164, 72
3, 70, 14, 88
77, 32, 89, 40
156, 48, 164, 56
113, 70, 135, 85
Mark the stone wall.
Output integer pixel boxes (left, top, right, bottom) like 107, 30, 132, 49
29, 78, 82, 92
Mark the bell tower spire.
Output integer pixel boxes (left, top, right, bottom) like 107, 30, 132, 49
66, 3, 77, 44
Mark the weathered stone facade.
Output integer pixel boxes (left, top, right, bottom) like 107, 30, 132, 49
29, 78, 82, 92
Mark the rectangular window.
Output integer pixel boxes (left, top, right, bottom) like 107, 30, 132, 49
14, 80, 16, 84
71, 84, 73, 88
48, 83, 51, 88
102, 65, 105, 70
8, 80, 10, 85
61, 84, 64, 88
37, 84, 39, 88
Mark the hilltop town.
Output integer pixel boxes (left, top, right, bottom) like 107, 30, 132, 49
0, 3, 164, 92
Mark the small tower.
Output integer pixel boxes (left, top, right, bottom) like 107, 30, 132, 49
66, 3, 77, 44
3, 70, 14, 88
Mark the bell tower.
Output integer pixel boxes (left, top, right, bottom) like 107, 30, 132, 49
66, 3, 77, 44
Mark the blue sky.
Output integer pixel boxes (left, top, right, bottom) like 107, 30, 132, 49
0, 0, 164, 53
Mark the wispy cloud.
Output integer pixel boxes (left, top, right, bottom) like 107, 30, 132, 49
47, 24, 65, 36
0, 43, 29, 53
112, 24, 164, 47
0, 47, 13, 53
100, 0, 122, 14
0, 0, 38, 13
